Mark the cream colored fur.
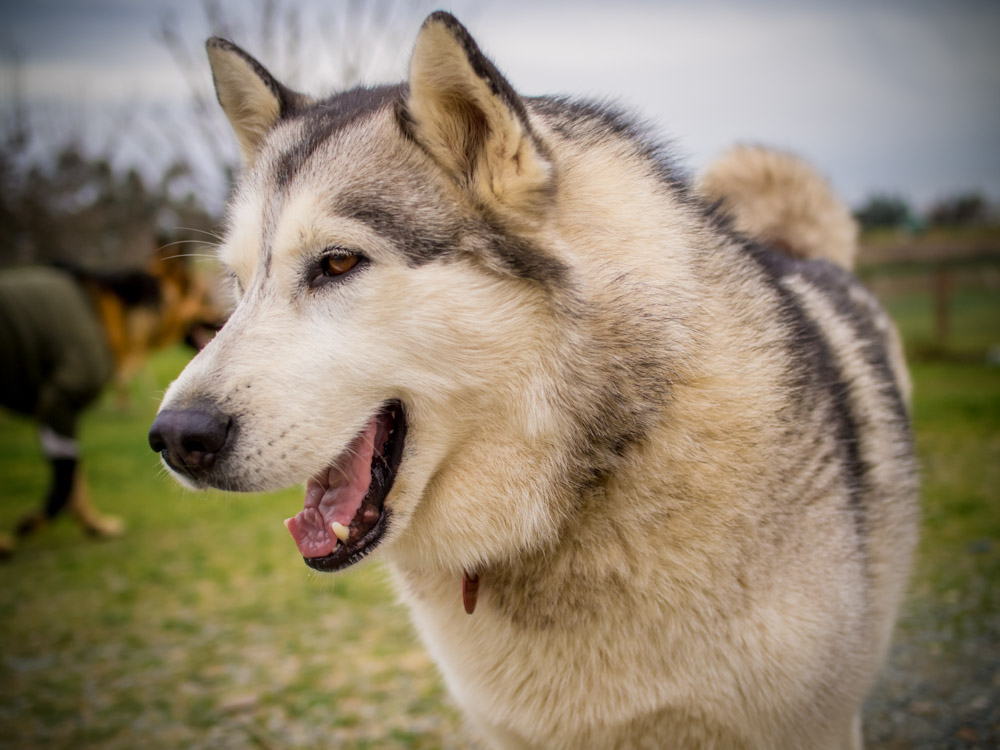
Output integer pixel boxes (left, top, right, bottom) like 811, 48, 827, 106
696, 144, 859, 270
158, 13, 917, 750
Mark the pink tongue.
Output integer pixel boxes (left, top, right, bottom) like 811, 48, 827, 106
285, 417, 378, 558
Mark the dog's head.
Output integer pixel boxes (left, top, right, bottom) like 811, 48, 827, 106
150, 13, 580, 574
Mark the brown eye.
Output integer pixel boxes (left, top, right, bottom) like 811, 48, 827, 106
309, 251, 367, 289
321, 253, 360, 277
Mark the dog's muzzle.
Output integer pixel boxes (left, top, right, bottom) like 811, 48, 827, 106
148, 408, 232, 481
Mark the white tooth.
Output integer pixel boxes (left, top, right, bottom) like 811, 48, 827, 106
331, 522, 349, 542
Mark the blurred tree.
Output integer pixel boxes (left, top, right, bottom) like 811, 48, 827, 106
156, 0, 432, 202
927, 192, 989, 227
0, 132, 216, 269
0, 40, 216, 269
0, 0, 467, 269
854, 194, 913, 231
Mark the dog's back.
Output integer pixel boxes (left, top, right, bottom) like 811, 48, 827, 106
699, 144, 918, 703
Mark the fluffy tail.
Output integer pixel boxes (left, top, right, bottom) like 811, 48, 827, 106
696, 145, 858, 270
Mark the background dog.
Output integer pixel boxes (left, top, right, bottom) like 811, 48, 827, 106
150, 13, 918, 749
0, 252, 223, 554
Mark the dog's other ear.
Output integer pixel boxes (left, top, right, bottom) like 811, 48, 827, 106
404, 12, 552, 220
206, 37, 310, 164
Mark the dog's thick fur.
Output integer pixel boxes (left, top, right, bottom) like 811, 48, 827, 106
153, 13, 918, 749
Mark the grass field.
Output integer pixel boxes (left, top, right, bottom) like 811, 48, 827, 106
0, 286, 997, 749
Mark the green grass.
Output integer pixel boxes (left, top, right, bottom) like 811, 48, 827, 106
904, 359, 1000, 642
886, 287, 1000, 632
0, 288, 998, 749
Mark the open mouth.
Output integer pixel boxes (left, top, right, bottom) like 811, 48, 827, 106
284, 401, 406, 572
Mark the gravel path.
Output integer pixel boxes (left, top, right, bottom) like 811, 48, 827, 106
864, 571, 1000, 749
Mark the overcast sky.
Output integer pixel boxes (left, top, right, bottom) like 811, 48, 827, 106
1, 0, 998, 209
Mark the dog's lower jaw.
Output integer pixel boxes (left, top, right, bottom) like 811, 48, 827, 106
301, 507, 392, 572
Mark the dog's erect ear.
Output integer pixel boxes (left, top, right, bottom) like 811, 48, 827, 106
206, 37, 310, 164
404, 12, 552, 218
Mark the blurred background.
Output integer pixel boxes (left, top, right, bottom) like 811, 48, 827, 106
0, 1, 997, 748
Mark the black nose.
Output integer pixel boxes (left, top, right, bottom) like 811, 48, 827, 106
149, 408, 232, 477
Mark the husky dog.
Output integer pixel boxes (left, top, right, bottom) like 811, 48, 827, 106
149, 12, 917, 749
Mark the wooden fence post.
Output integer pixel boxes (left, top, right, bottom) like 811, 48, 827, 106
933, 263, 951, 349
